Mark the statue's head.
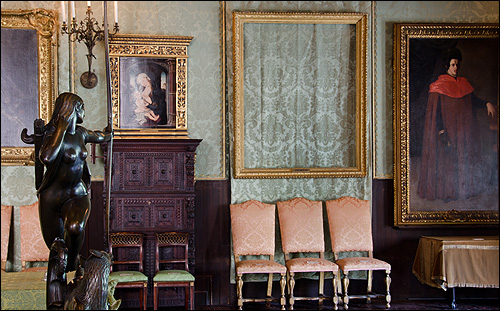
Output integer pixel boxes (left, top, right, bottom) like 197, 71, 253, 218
52, 92, 85, 124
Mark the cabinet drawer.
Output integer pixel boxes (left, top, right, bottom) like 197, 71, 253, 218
110, 197, 193, 231
113, 152, 186, 191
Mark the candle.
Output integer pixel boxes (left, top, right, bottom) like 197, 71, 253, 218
60, 1, 66, 23
87, 1, 91, 8
114, 1, 118, 24
70, 1, 75, 19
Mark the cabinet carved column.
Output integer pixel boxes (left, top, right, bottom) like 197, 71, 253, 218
103, 138, 201, 308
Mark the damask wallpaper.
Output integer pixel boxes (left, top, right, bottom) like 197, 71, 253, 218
1, 1, 498, 205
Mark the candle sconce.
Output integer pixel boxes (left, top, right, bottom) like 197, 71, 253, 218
61, 2, 118, 89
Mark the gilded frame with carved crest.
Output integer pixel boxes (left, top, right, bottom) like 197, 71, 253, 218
1, 9, 57, 166
109, 34, 193, 138
393, 23, 499, 226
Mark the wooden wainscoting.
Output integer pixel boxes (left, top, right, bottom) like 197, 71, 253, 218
84, 179, 498, 307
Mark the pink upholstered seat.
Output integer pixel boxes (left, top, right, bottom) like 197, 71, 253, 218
230, 200, 286, 310
326, 196, 391, 310
277, 197, 339, 310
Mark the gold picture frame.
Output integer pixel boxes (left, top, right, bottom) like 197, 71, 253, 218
109, 34, 193, 138
232, 12, 367, 179
1, 9, 57, 166
393, 23, 499, 226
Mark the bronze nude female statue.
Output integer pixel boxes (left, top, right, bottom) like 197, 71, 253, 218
22, 92, 112, 309
38, 92, 111, 272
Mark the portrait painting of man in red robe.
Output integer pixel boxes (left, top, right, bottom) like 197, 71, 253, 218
409, 39, 498, 212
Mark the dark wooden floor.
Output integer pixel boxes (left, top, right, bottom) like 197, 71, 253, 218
126, 297, 500, 310
192, 299, 499, 310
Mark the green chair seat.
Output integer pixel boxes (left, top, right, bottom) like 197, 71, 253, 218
109, 270, 148, 283
153, 270, 195, 282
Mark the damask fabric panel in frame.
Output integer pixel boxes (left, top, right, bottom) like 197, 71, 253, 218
242, 22, 357, 170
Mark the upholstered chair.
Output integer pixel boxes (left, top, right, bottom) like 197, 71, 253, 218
326, 196, 391, 310
277, 197, 339, 310
230, 200, 287, 310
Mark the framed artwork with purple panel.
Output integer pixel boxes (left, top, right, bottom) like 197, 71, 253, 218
1, 9, 57, 165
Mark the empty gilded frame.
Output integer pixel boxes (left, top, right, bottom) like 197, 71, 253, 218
232, 12, 367, 179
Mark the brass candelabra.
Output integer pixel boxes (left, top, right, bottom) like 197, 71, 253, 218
61, 2, 118, 89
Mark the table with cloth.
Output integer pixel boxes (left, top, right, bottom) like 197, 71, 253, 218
412, 235, 499, 308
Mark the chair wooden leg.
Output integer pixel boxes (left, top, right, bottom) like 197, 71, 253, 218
279, 273, 286, 310
153, 284, 158, 310
367, 270, 373, 303
343, 273, 350, 310
266, 273, 273, 308
139, 287, 143, 310
288, 272, 296, 310
332, 272, 338, 310
236, 274, 243, 310
190, 283, 195, 310
143, 284, 148, 311
319, 271, 324, 306
385, 270, 392, 308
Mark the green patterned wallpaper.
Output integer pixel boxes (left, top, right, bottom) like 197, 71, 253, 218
1, 0, 498, 204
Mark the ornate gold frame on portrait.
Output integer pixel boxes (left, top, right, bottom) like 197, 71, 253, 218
109, 34, 193, 138
393, 23, 499, 226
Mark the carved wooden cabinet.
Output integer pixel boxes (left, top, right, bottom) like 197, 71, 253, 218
103, 138, 201, 308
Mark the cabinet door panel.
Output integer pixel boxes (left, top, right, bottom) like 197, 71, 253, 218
151, 152, 185, 190
151, 197, 187, 230
114, 153, 149, 190
111, 198, 150, 231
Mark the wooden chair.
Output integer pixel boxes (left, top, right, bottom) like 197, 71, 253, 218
326, 196, 391, 310
108, 232, 148, 310
277, 197, 339, 310
230, 200, 287, 310
153, 232, 195, 310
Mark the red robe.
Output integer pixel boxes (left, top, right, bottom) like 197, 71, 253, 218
417, 74, 486, 202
